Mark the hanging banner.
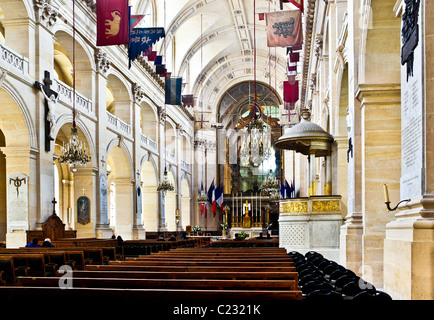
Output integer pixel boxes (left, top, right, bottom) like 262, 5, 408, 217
165, 74, 183, 105
283, 80, 299, 103
128, 27, 165, 68
96, 0, 130, 46
130, 14, 145, 31
265, 10, 303, 48
280, 0, 304, 14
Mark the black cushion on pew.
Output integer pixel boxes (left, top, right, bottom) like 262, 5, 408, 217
305, 289, 343, 301
352, 290, 392, 301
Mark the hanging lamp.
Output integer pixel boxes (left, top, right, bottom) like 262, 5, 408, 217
157, 0, 174, 194
195, 13, 208, 205
239, 0, 270, 167
59, 0, 91, 171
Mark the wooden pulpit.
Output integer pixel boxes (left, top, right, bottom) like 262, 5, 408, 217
27, 214, 76, 243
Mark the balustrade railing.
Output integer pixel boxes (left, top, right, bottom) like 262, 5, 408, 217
106, 111, 131, 137
0, 43, 29, 74
54, 79, 92, 114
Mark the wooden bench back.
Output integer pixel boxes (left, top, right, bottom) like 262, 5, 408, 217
0, 286, 302, 302
70, 270, 298, 281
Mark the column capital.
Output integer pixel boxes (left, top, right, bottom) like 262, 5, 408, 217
95, 48, 111, 75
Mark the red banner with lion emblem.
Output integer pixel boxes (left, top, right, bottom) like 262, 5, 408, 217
97, 0, 130, 46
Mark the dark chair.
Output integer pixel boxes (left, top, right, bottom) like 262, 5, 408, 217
323, 263, 340, 276
302, 281, 334, 295
305, 290, 344, 301
352, 290, 392, 301
341, 280, 375, 297
334, 275, 360, 291
330, 268, 355, 281
299, 268, 321, 279
299, 275, 326, 287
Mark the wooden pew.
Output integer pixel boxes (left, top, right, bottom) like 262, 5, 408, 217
108, 260, 294, 267
69, 270, 299, 281
0, 286, 303, 302
129, 255, 292, 262
0, 249, 88, 271
87, 265, 296, 273
0, 254, 46, 278
17, 276, 298, 291
0, 256, 16, 285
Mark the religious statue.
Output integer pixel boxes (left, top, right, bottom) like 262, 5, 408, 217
39, 82, 59, 140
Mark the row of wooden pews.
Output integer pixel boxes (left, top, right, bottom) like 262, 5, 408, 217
0, 245, 303, 309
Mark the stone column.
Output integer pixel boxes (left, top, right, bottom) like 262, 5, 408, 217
325, 155, 332, 195
158, 107, 167, 232
94, 49, 113, 239
309, 152, 316, 196
2, 147, 31, 248
357, 84, 401, 288
384, 0, 434, 300
132, 83, 146, 239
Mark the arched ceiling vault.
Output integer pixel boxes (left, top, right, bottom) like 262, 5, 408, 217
144, 0, 299, 121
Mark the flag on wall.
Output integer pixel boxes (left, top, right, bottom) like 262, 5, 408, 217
281, 182, 287, 199
199, 181, 205, 215
207, 180, 215, 216
265, 10, 303, 48
128, 27, 165, 68
97, 0, 130, 46
165, 74, 183, 105
285, 180, 291, 199
215, 184, 224, 213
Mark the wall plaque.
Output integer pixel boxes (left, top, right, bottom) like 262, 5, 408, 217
7, 173, 28, 231
400, 0, 424, 200
100, 174, 108, 224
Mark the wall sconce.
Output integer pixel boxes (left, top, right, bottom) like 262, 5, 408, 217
383, 184, 410, 211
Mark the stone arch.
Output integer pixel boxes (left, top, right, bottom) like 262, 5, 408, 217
106, 139, 134, 239
164, 169, 177, 232
164, 118, 177, 155
106, 137, 134, 180
52, 29, 94, 100
1, 81, 35, 148
51, 114, 97, 168
140, 99, 158, 142
53, 122, 95, 237
182, 134, 191, 165
0, 0, 34, 56
140, 158, 159, 232
106, 72, 132, 125
180, 174, 191, 229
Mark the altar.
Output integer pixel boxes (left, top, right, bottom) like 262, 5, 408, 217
229, 200, 266, 239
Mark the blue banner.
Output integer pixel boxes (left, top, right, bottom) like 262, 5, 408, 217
128, 27, 165, 69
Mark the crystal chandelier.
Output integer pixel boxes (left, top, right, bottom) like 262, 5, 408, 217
240, 117, 272, 167
197, 190, 208, 203
157, 167, 174, 193
58, 0, 90, 171
59, 127, 91, 170
261, 169, 280, 194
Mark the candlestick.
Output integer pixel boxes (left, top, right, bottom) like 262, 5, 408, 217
383, 184, 390, 203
